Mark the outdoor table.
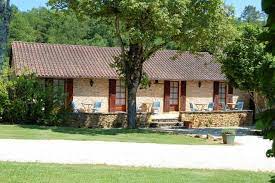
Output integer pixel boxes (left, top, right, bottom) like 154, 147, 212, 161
195, 103, 208, 111
81, 103, 93, 113
141, 103, 152, 112
227, 103, 236, 110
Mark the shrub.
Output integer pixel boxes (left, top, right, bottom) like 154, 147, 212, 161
0, 69, 67, 125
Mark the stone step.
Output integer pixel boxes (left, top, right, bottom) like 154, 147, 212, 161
152, 118, 179, 123
149, 121, 183, 128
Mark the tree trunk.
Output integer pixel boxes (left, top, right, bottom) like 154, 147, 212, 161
125, 44, 144, 129
0, 0, 11, 71
127, 81, 138, 128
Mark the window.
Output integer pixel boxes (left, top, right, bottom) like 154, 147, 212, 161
170, 81, 179, 105
39, 79, 45, 90
219, 82, 226, 104
53, 79, 65, 93
115, 80, 126, 106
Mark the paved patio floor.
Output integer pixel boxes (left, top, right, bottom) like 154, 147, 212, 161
0, 136, 275, 172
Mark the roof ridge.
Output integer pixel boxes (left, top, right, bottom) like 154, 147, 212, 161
12, 41, 120, 50
11, 41, 210, 54
11, 41, 225, 80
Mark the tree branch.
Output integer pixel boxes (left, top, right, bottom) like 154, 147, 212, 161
248, 90, 262, 113
144, 42, 167, 62
115, 15, 125, 54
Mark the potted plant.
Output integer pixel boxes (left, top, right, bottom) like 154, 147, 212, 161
184, 120, 193, 129
222, 129, 236, 144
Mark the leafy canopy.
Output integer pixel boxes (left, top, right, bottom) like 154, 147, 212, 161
49, 0, 235, 54
49, 0, 236, 128
9, 6, 116, 47
219, 24, 266, 92
240, 5, 264, 23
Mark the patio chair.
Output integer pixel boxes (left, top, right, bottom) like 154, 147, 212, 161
136, 103, 142, 112
220, 102, 228, 111
93, 101, 102, 113
190, 103, 198, 112
205, 102, 214, 111
152, 101, 161, 114
71, 101, 80, 113
234, 101, 244, 111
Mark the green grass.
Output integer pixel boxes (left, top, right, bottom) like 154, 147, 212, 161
0, 124, 215, 145
0, 162, 273, 183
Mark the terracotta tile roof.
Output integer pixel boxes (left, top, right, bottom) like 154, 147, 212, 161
11, 41, 226, 81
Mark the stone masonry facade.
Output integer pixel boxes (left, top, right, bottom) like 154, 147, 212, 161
180, 111, 253, 127
65, 111, 253, 128
72, 79, 250, 113
186, 81, 213, 111
66, 112, 151, 128
137, 81, 164, 113
73, 79, 109, 112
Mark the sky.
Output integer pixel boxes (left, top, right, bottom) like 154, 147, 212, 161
11, 0, 262, 17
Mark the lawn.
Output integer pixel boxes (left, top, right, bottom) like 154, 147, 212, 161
0, 124, 215, 145
0, 162, 273, 183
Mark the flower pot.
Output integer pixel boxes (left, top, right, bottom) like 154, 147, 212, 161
184, 121, 193, 129
222, 133, 235, 144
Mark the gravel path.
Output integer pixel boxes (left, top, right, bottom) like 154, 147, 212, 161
0, 136, 275, 172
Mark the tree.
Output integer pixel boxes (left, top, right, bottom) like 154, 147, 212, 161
49, 0, 235, 128
219, 24, 271, 109
0, 0, 11, 71
259, 0, 275, 158
240, 5, 263, 23
220, 22, 275, 157
9, 6, 37, 43
262, 0, 275, 55
9, 7, 116, 47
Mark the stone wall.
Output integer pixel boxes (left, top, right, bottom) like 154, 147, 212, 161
233, 89, 251, 109
66, 112, 151, 128
180, 110, 253, 127
185, 81, 251, 111
137, 81, 164, 112
73, 79, 165, 113
186, 81, 213, 111
73, 79, 109, 112
72, 79, 251, 113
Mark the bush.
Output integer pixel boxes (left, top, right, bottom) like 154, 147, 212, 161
0, 69, 68, 125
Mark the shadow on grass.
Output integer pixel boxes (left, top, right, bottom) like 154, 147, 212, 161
270, 175, 275, 183
18, 124, 164, 137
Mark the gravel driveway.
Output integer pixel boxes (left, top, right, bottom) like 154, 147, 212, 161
0, 136, 275, 172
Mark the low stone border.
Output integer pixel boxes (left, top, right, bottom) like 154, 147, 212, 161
180, 110, 253, 127
65, 112, 151, 128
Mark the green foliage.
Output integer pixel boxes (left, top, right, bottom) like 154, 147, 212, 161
0, 69, 67, 125
259, 0, 275, 157
219, 24, 274, 106
0, 0, 11, 70
256, 109, 275, 157
261, 0, 275, 54
219, 24, 268, 92
9, 7, 116, 47
48, 0, 235, 128
220, 7, 275, 157
240, 5, 263, 23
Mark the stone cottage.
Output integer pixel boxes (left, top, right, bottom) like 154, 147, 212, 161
11, 42, 254, 127
11, 41, 251, 115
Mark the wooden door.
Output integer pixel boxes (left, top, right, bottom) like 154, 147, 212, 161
164, 81, 170, 112
180, 81, 186, 111
65, 79, 73, 107
169, 81, 179, 111
115, 80, 126, 112
109, 79, 116, 112
109, 79, 126, 112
